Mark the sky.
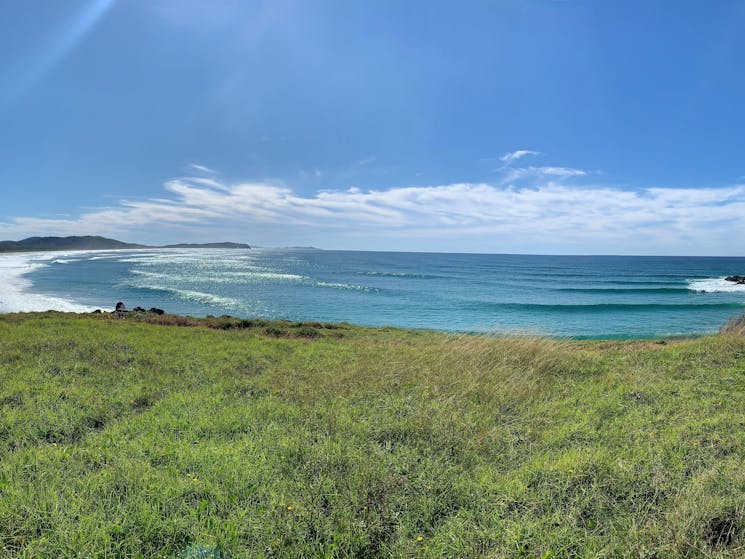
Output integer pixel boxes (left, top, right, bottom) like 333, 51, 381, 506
2, 0, 745, 254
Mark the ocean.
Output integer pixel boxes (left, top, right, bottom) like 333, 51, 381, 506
1, 248, 745, 338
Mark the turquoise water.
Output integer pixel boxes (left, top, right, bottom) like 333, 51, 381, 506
2, 248, 745, 338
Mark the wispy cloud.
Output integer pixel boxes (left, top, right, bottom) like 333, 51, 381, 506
188, 163, 217, 174
356, 155, 377, 167
501, 165, 588, 183
537, 166, 587, 177
3, 154, 745, 253
499, 149, 540, 163
340, 155, 393, 180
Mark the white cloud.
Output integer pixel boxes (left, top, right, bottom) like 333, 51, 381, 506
499, 149, 540, 163
3, 157, 745, 254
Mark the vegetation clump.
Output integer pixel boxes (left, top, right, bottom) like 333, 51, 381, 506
2, 312, 745, 557
83, 311, 343, 339
721, 314, 745, 336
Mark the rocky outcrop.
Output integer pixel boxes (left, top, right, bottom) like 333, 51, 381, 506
110, 302, 165, 315
725, 276, 745, 284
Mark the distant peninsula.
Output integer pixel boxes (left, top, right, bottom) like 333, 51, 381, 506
0, 236, 251, 253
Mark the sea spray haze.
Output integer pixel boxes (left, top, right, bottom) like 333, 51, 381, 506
2, 248, 745, 337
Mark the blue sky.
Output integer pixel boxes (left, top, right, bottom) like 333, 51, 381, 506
2, 0, 745, 254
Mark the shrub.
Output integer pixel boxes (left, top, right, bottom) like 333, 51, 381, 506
295, 326, 321, 339
264, 326, 285, 337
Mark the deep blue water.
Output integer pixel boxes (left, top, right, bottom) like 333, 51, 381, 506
3, 248, 745, 338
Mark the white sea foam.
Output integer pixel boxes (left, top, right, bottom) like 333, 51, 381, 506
129, 269, 303, 283
229, 271, 303, 282
118, 249, 258, 268
88, 254, 122, 260
129, 270, 169, 279
0, 251, 100, 313
688, 278, 745, 293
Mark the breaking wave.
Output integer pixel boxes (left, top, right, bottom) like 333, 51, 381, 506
128, 283, 240, 308
688, 278, 745, 293
315, 281, 377, 292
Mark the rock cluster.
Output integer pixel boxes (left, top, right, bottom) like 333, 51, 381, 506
109, 302, 165, 315
725, 276, 745, 285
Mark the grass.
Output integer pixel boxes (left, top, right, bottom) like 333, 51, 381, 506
2, 312, 745, 557
720, 315, 745, 337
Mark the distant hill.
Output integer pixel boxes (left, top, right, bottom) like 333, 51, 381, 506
0, 236, 251, 253
0, 236, 147, 253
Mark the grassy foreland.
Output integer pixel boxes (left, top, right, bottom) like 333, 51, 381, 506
3, 313, 745, 557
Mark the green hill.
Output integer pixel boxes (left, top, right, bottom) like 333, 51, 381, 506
0, 236, 146, 252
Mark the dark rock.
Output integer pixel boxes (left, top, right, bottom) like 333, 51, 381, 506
92, 309, 102, 314
132, 306, 146, 313
148, 307, 165, 315
115, 301, 127, 311
725, 276, 745, 284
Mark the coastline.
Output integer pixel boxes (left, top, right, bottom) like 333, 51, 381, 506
0, 309, 719, 342
0, 250, 103, 313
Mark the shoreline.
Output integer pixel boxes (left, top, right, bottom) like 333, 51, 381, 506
0, 250, 99, 313
0, 309, 720, 342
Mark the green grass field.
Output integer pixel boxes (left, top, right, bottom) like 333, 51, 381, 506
2, 312, 745, 558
